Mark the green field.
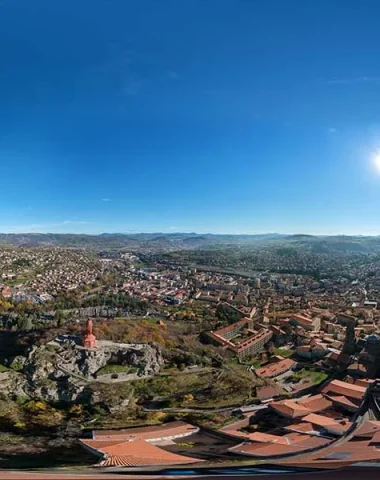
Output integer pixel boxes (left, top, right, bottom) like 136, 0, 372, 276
275, 348, 295, 358
290, 368, 328, 384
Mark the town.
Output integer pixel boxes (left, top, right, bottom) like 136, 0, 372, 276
0, 236, 380, 471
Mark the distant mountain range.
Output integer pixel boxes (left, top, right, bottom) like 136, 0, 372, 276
0, 232, 380, 253
0, 232, 284, 249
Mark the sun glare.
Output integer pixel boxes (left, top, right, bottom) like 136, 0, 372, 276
373, 153, 380, 173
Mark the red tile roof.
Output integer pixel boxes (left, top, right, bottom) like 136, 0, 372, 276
87, 439, 202, 467
291, 380, 315, 394
247, 432, 289, 444
302, 414, 352, 434
298, 394, 332, 412
81, 440, 126, 450
321, 379, 366, 400
279, 437, 380, 468
293, 436, 332, 448
93, 421, 198, 442
326, 394, 360, 410
354, 420, 380, 438
284, 422, 318, 434
230, 435, 330, 457
81, 421, 203, 467
270, 400, 310, 418
256, 385, 281, 401
302, 413, 340, 426
231, 443, 305, 456
100, 455, 156, 467
355, 378, 375, 387
271, 394, 332, 419
369, 430, 380, 444
255, 359, 295, 378
291, 314, 314, 326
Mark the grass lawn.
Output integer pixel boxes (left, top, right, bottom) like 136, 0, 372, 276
275, 348, 295, 358
0, 364, 9, 372
291, 368, 327, 384
97, 364, 139, 375
5, 277, 29, 286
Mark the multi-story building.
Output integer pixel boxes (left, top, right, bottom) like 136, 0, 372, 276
205, 317, 272, 360
290, 314, 321, 331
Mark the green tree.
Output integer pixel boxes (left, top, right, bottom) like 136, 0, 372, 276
55, 310, 65, 327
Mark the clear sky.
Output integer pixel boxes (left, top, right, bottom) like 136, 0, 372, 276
2, 0, 380, 235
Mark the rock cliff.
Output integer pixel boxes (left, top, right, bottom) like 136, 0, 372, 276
0, 340, 163, 406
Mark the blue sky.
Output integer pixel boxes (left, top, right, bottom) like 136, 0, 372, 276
2, 0, 380, 235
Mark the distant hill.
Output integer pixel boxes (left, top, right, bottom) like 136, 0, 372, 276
287, 234, 316, 239
0, 232, 285, 249
0, 232, 379, 253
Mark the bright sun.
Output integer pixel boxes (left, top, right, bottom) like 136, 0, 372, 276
373, 153, 380, 173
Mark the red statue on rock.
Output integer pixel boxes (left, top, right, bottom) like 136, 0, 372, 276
83, 318, 97, 349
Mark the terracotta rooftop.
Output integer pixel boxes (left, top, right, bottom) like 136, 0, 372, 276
321, 379, 366, 400
355, 378, 375, 387
100, 455, 160, 467
230, 435, 330, 457
212, 317, 253, 336
284, 421, 320, 434
221, 429, 250, 439
291, 314, 314, 326
84, 439, 202, 467
279, 438, 380, 468
236, 329, 273, 351
302, 413, 341, 427
270, 400, 310, 418
298, 394, 333, 412
291, 380, 315, 394
325, 351, 351, 365
326, 394, 360, 410
256, 385, 281, 401
92, 421, 198, 442
255, 358, 295, 378
302, 414, 352, 434
80, 422, 203, 468
81, 440, 127, 450
247, 432, 289, 444
271, 394, 333, 419
292, 435, 332, 448
354, 420, 380, 437
348, 362, 367, 373
231, 443, 306, 457
369, 430, 380, 444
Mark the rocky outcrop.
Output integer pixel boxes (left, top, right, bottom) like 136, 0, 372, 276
9, 355, 27, 372
23, 376, 88, 404
0, 370, 28, 397
2, 341, 163, 406
25, 341, 163, 378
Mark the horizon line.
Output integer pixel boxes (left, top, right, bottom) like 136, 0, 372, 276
0, 231, 379, 238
